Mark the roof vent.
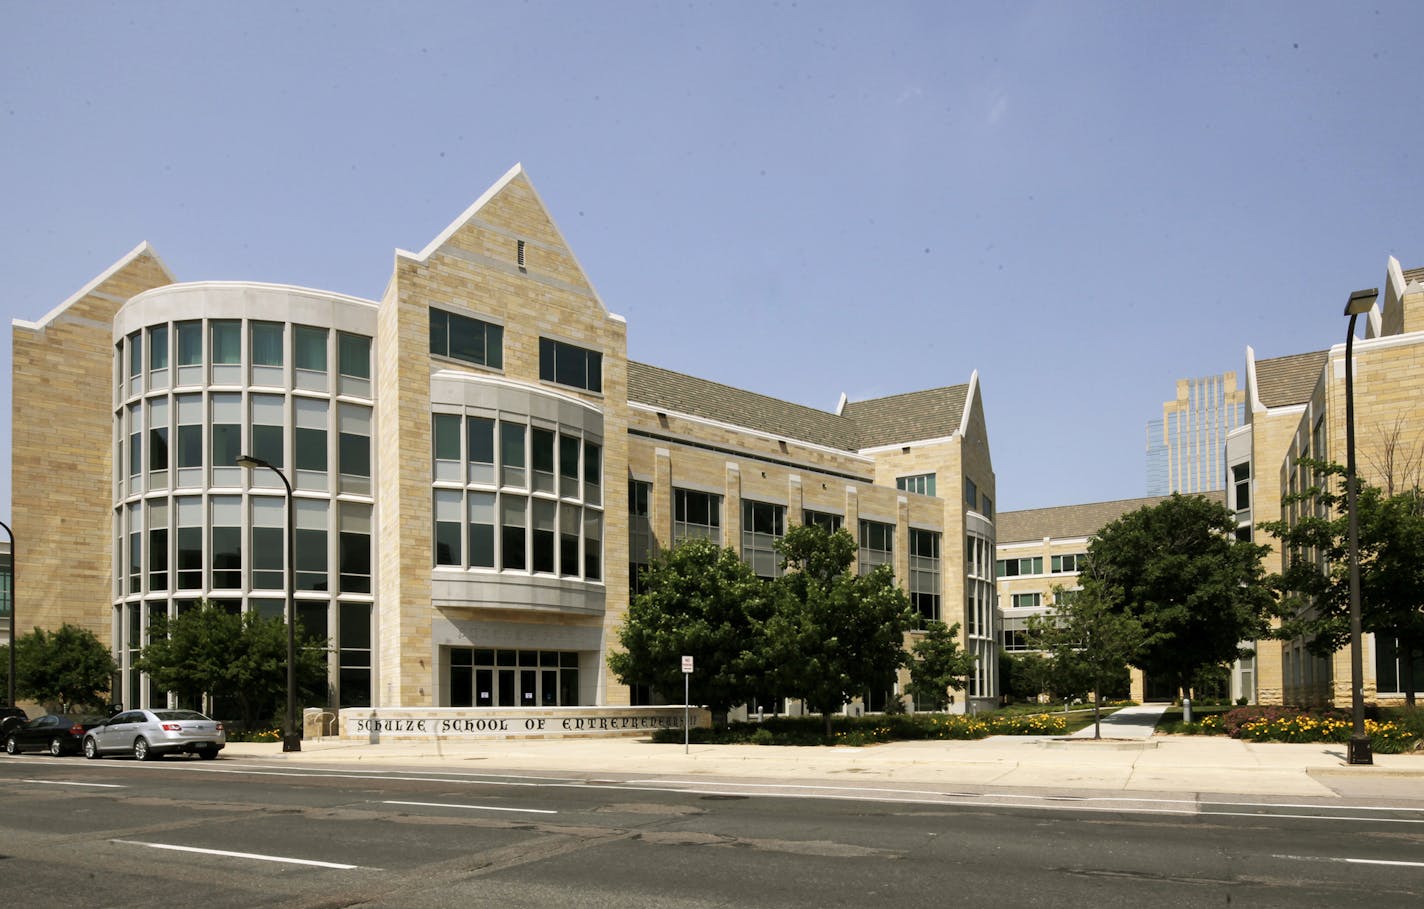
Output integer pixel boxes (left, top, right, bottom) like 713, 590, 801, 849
517, 239, 527, 270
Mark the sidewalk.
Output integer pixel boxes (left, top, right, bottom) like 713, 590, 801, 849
1067, 703, 1168, 739
219, 727, 1424, 801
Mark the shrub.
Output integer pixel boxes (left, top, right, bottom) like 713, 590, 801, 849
650, 710, 1067, 746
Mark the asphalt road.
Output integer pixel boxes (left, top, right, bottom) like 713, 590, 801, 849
2, 752, 1422, 907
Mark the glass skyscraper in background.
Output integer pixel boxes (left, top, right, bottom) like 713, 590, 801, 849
1145, 372, 1247, 495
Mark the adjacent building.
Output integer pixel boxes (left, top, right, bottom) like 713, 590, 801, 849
995, 492, 1248, 703
1234, 258, 1424, 706
10, 165, 1000, 718
1145, 373, 1247, 496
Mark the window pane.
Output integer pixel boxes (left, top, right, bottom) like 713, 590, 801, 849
448, 314, 485, 364
294, 325, 327, 371
176, 321, 202, 366
295, 428, 327, 471
149, 326, 169, 370
338, 333, 370, 379
434, 414, 461, 461
252, 424, 284, 469
211, 321, 240, 364
339, 432, 370, 478
251, 322, 284, 366
468, 417, 494, 463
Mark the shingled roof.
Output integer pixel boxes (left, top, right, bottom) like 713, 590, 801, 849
840, 385, 968, 448
626, 361, 968, 451
1254, 350, 1327, 408
627, 361, 856, 449
996, 491, 1227, 544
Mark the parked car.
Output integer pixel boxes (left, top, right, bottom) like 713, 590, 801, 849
83, 709, 225, 761
4, 713, 105, 756
0, 707, 26, 738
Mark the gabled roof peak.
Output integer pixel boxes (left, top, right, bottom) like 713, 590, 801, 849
14, 242, 174, 331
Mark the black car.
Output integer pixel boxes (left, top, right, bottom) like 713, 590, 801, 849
4, 714, 105, 756
0, 707, 26, 738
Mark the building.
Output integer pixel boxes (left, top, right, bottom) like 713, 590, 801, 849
994, 491, 1248, 703
1235, 257, 1424, 706
10, 164, 999, 719
1145, 373, 1247, 496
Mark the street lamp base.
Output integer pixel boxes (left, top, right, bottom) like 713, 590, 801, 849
1347, 735, 1373, 765
282, 734, 303, 753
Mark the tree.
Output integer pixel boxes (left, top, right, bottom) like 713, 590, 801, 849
607, 539, 768, 722
1027, 584, 1143, 739
906, 621, 974, 711
1263, 464, 1424, 705
763, 525, 914, 735
13, 624, 116, 713
1087, 493, 1273, 698
136, 602, 328, 731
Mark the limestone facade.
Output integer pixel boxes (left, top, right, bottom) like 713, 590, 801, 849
10, 165, 999, 717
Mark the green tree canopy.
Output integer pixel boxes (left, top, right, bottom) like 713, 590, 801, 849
764, 525, 914, 735
607, 538, 768, 720
136, 602, 327, 731
1027, 584, 1142, 738
1087, 493, 1273, 697
1263, 464, 1424, 704
13, 623, 116, 713
906, 621, 974, 712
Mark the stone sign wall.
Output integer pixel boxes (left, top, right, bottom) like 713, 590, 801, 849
336, 705, 710, 742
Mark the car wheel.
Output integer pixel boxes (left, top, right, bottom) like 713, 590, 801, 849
83, 737, 101, 760
4, 735, 19, 755
49, 737, 65, 757
198, 748, 219, 760
134, 736, 156, 761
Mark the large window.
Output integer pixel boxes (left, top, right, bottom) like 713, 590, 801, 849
803, 510, 842, 533
1010, 592, 1042, 609
1232, 462, 1251, 513
859, 519, 894, 575
996, 556, 1042, 578
430, 308, 503, 369
210, 496, 242, 589
629, 480, 652, 595
673, 489, 721, 543
896, 474, 936, 497
909, 528, 940, 626
430, 412, 603, 580
538, 338, 602, 393
743, 501, 785, 579
339, 603, 372, 708
1050, 553, 1084, 574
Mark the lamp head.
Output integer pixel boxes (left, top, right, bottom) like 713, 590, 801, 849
1344, 288, 1378, 317
236, 454, 268, 470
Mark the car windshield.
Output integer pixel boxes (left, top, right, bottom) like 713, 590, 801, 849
153, 710, 210, 721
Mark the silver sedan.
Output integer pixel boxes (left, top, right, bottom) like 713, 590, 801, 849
83, 709, 225, 761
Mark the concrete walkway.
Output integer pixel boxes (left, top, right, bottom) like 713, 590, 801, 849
1068, 703, 1169, 739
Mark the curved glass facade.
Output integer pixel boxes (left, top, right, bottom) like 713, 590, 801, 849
111, 284, 377, 713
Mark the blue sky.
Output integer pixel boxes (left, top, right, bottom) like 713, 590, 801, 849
4, 2, 1423, 521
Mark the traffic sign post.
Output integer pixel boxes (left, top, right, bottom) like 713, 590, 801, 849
681, 656, 693, 753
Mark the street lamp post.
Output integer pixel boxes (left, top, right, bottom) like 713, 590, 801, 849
236, 454, 301, 753
1, 520, 14, 709
1343, 287, 1377, 766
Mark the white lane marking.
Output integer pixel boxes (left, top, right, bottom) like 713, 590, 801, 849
69, 762, 1424, 824
1275, 853, 1424, 869
111, 839, 368, 869
385, 799, 556, 815
21, 779, 125, 788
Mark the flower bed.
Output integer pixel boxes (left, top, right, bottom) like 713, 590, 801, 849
653, 711, 1068, 746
